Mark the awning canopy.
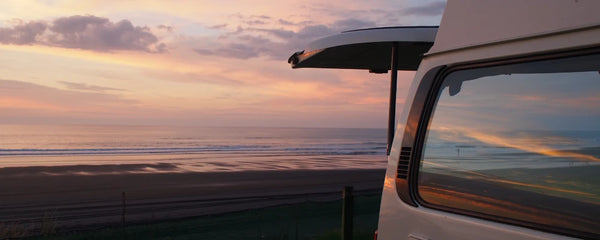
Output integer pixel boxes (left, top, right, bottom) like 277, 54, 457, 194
288, 26, 438, 72
288, 26, 438, 155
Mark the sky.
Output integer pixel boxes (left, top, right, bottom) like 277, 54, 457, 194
0, 0, 445, 128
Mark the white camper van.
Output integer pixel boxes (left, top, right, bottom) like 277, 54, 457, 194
289, 1, 600, 239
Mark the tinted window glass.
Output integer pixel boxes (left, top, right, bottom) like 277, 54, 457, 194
418, 53, 600, 237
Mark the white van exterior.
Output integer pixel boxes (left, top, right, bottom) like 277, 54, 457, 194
290, 1, 600, 239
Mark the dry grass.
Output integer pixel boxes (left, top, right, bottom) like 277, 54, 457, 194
0, 210, 58, 239
0, 221, 32, 239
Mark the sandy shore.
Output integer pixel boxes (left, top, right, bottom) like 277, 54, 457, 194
0, 167, 385, 234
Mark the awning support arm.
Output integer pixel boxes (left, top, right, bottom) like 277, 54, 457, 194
387, 43, 399, 155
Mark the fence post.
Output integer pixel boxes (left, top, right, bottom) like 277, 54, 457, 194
122, 191, 126, 226
341, 186, 353, 240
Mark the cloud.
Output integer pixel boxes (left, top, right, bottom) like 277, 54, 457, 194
402, 1, 446, 16
297, 2, 444, 26
0, 79, 135, 109
253, 15, 272, 20
333, 18, 377, 31
295, 25, 336, 39
253, 28, 295, 39
193, 17, 376, 60
59, 81, 125, 92
0, 20, 47, 44
245, 20, 266, 25
146, 69, 245, 86
0, 15, 167, 53
194, 43, 259, 59
157, 24, 174, 32
0, 79, 147, 124
278, 19, 294, 26
209, 24, 228, 29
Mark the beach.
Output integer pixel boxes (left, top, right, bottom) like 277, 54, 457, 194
0, 166, 385, 235
0, 125, 387, 237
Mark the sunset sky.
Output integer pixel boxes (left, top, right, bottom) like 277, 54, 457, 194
0, 0, 445, 128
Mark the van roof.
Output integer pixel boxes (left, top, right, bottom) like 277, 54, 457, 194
429, 0, 600, 54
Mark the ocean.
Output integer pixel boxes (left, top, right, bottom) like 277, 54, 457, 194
423, 129, 600, 171
4, 124, 596, 175
0, 124, 388, 174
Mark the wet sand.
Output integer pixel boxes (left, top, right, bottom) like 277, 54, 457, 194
0, 167, 385, 233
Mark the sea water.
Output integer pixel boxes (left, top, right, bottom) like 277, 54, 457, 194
4, 125, 596, 175
0, 124, 388, 174
423, 129, 600, 171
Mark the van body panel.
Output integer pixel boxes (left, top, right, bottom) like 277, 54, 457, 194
289, 0, 599, 239
429, 0, 600, 54
377, 54, 592, 240
377, 24, 600, 240
425, 25, 600, 65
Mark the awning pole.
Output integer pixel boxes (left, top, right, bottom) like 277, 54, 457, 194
387, 43, 399, 155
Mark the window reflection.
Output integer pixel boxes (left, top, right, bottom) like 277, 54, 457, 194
418, 54, 600, 237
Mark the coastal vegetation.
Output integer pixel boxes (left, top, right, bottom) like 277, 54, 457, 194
23, 195, 381, 240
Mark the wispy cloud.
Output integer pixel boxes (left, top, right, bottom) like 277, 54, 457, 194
156, 24, 174, 32
402, 1, 446, 16
0, 15, 167, 53
194, 43, 259, 60
193, 17, 376, 60
0, 79, 158, 124
0, 79, 136, 111
208, 24, 228, 29
59, 81, 125, 92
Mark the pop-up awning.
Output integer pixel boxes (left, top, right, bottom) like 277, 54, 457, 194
288, 26, 438, 155
288, 26, 438, 72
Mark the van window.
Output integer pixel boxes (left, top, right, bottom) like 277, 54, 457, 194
417, 53, 600, 238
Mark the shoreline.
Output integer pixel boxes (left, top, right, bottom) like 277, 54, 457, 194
0, 152, 388, 173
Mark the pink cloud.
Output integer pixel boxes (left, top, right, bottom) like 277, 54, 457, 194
0, 15, 167, 53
